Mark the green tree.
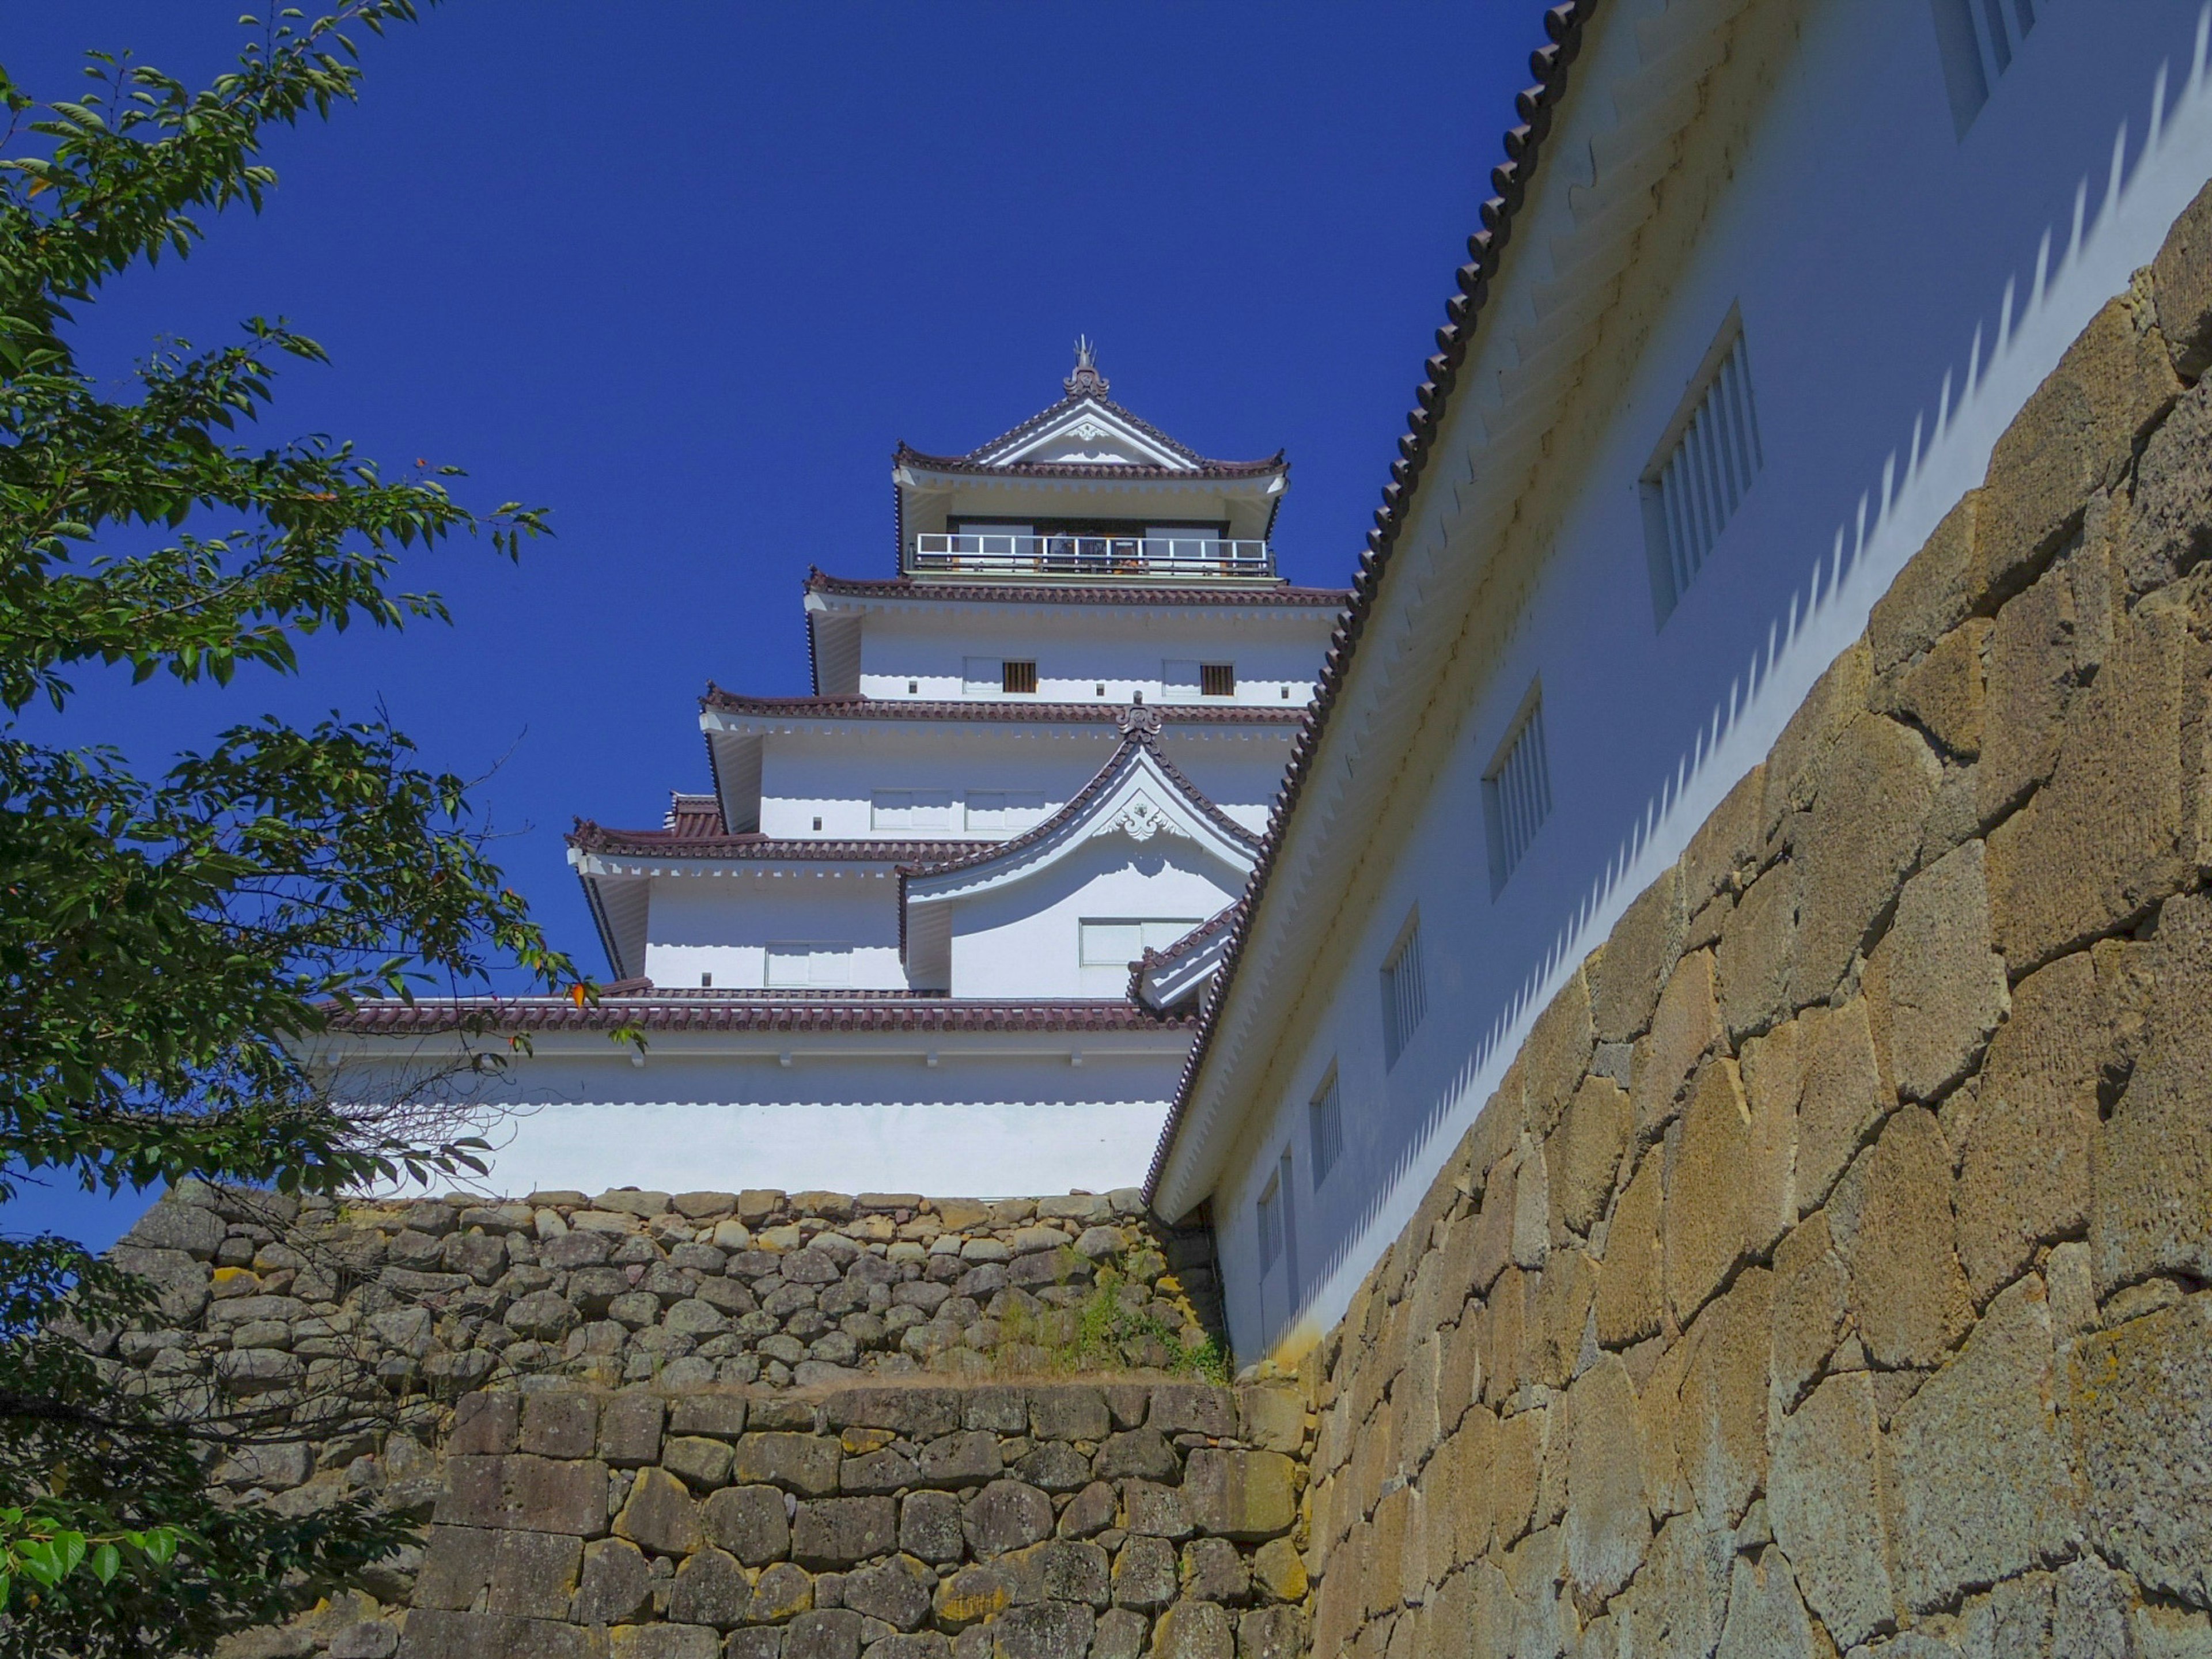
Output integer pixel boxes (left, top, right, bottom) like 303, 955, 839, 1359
0, 6, 578, 1651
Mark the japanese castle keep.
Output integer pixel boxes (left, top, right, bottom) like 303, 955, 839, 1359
327, 346, 1346, 1198
126, 7, 2212, 1658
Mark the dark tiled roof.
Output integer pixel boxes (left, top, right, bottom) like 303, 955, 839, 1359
663, 793, 725, 836
570, 824, 991, 862
1146, 0, 1598, 1205
896, 440, 1286, 482
326, 992, 1195, 1036
701, 690, 1307, 727
805, 571, 1349, 609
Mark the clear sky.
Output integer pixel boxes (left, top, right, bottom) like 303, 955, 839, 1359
4, 1, 1536, 1248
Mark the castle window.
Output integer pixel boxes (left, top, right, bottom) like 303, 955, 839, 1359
1931, 0, 2041, 136
1309, 1066, 1343, 1187
1483, 685, 1552, 894
1256, 1172, 1283, 1273
1381, 914, 1427, 1071
1199, 663, 1236, 698
766, 942, 851, 988
1002, 660, 1038, 695
1641, 310, 1763, 626
873, 790, 956, 832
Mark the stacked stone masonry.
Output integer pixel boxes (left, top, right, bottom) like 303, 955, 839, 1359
103, 1184, 1224, 1426
1298, 181, 2212, 1658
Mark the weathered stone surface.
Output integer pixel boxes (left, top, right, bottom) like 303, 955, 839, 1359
2092, 892, 2212, 1294
999, 1538, 1109, 1608
1768, 1214, 1847, 1415
791, 1495, 897, 1567
1522, 970, 1596, 1135
1150, 1600, 1231, 1659
1121, 1480, 1191, 1540
1713, 1550, 1823, 1659
842, 1553, 937, 1630
521, 1393, 599, 1460
1889, 615, 1988, 759
1181, 1450, 1296, 1541
1546, 1075, 1628, 1241
962, 1480, 1054, 1558
1955, 950, 2102, 1302
612, 1467, 701, 1556
1794, 997, 1888, 1215
1789, 714, 1942, 1005
731, 1432, 841, 1498
784, 1609, 862, 1659
1150, 1385, 1237, 1438
664, 1435, 736, 1491
1873, 491, 1983, 675
1594, 870, 1686, 1045
1989, 600, 2187, 971
1631, 950, 1722, 1137
1983, 293, 2181, 590
2154, 179, 2212, 380
1837, 1108, 1973, 1369
506, 1289, 582, 1342
1236, 1605, 1302, 1659
1235, 1387, 1304, 1455
1675, 1268, 1772, 1531
599, 1393, 665, 1468
1769, 1372, 1893, 1651
1715, 864, 1798, 1043
1887, 1275, 2079, 1612
668, 1547, 753, 1630
123, 1200, 228, 1259
901, 1488, 966, 1562
1872, 839, 2009, 1103
1594, 1147, 1664, 1350
749, 1562, 815, 1624
1617, 1513, 1730, 1659
2071, 1293, 2212, 1611
576, 1538, 652, 1625
441, 1455, 611, 1539
398, 1608, 604, 1659
1248, 1536, 1305, 1605
107, 1245, 210, 1324
1561, 1354, 1647, 1609
703, 1484, 789, 1564
1663, 1059, 1790, 1326
1112, 1534, 1178, 1611
1979, 556, 2078, 821
1764, 642, 1876, 846
1094, 1429, 1179, 1483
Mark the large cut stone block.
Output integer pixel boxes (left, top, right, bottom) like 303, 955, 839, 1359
1521, 969, 1595, 1137
1872, 490, 1983, 675
1594, 869, 1685, 1044
1593, 1147, 1663, 1350
791, 1495, 897, 1567
1989, 600, 2187, 973
1978, 557, 2078, 822
1788, 714, 1941, 1007
730, 1431, 840, 1497
1869, 838, 2009, 1103
1836, 1107, 1972, 1369
1547, 1076, 1628, 1243
1675, 1267, 1772, 1531
2154, 178, 2212, 380
436, 1455, 610, 1539
1980, 294, 2181, 592
1561, 1354, 1648, 1611
1794, 997, 1889, 1216
2071, 1293, 2212, 1611
1180, 1450, 1298, 1541
612, 1467, 700, 1556
1630, 950, 1722, 1138
399, 1611, 606, 1659
1768, 1372, 1893, 1652
1715, 865, 1798, 1044
1663, 1059, 1790, 1327
1886, 1275, 2081, 1612
703, 1483, 790, 1564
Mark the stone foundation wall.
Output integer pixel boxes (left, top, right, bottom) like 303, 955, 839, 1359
224, 1376, 1310, 1659
1299, 185, 2212, 1657
102, 1183, 1224, 1449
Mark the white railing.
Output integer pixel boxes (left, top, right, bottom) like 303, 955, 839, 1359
910, 533, 1274, 579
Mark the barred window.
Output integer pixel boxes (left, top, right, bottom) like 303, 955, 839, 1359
1256, 1172, 1284, 1274
1483, 689, 1553, 894
1001, 660, 1038, 695
1641, 315, 1763, 625
1931, 0, 2043, 136
1199, 663, 1236, 698
1309, 1067, 1343, 1187
1381, 916, 1427, 1071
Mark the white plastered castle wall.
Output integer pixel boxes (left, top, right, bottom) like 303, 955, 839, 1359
1196, 0, 2212, 1362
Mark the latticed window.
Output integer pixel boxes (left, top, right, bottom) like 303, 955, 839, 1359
1256, 1173, 1283, 1273
1199, 662, 1236, 698
1641, 318, 1763, 624
1309, 1067, 1343, 1186
1001, 660, 1038, 695
1931, 0, 2044, 135
1381, 917, 1427, 1070
1484, 691, 1553, 893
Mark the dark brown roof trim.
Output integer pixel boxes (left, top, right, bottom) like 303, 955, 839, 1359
569, 824, 992, 862
896, 441, 1286, 482
805, 570, 1349, 609
328, 993, 1195, 1036
1144, 0, 1598, 1206
949, 388, 1276, 475
701, 690, 1307, 728
1125, 900, 1246, 1002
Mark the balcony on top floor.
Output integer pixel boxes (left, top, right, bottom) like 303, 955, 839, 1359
908, 532, 1276, 582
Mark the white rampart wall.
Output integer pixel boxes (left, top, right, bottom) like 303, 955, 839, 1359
1209, 0, 2212, 1361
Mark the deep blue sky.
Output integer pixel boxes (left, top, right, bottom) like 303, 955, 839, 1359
6, 2, 1534, 1247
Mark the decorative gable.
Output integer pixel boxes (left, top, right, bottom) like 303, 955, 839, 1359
971, 397, 1200, 472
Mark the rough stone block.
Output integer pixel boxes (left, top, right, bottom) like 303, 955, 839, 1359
1149, 1601, 1230, 1659
1235, 1607, 1300, 1659
1887, 1275, 2080, 1612
792, 1495, 897, 1567
1028, 1386, 1110, 1443
670, 1547, 754, 1631
1095, 1429, 1179, 1483
988, 1601, 1094, 1659
598, 1393, 666, 1468
1873, 491, 1984, 675
1630, 950, 1722, 1137
522, 1392, 599, 1460
577, 1538, 653, 1626
1871, 838, 2010, 1103
1768, 1215, 1847, 1416
1712, 1551, 1822, 1659
1121, 1480, 1191, 1540
1235, 1386, 1304, 1455
783, 1612, 863, 1659
1956, 950, 2103, 1302
1763, 642, 1876, 848
1768, 1371, 1892, 1651
666, 1435, 737, 1491
1990, 600, 2187, 972
1983, 293, 2182, 590
2153, 179, 2212, 380
438, 1455, 611, 1539
613, 1467, 702, 1556
961, 1480, 1054, 1559
1715, 864, 1799, 1044
840, 1554, 937, 1630
2092, 891, 2212, 1294
1593, 1146, 1664, 1350
398, 1609, 605, 1659
933, 1562, 1014, 1629
1677, 1267, 1774, 1533
1149, 1385, 1237, 1438
730, 1432, 840, 1498
1663, 1059, 1790, 1327
453, 1391, 522, 1457
826, 1387, 963, 1442
1000, 1538, 1110, 1608
919, 1430, 1003, 1488
1594, 869, 1685, 1044
1561, 1355, 1647, 1609
1790, 714, 1944, 1006
749, 1562, 815, 1624
2071, 1291, 2212, 1611
1546, 1075, 1629, 1242
1182, 1450, 1296, 1541
703, 1483, 790, 1565
1834, 1106, 1974, 1369
1979, 558, 2078, 821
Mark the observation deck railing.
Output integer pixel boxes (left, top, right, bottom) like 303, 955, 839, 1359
909, 533, 1274, 580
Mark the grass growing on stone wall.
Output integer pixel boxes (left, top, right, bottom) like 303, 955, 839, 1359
992, 1253, 1228, 1382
